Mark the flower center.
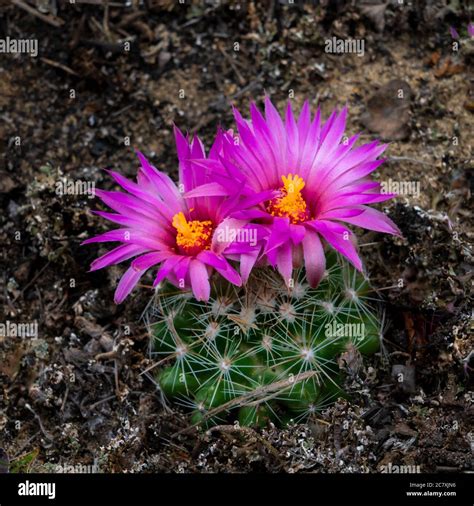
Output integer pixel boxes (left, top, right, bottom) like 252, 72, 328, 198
267, 173, 310, 224
172, 211, 213, 255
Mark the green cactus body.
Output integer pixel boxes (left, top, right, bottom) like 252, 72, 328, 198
150, 255, 382, 427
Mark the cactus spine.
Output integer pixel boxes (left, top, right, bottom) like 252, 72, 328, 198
150, 252, 382, 427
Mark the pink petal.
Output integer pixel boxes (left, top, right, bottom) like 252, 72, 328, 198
290, 224, 306, 245
184, 182, 229, 198
153, 256, 183, 287
114, 266, 146, 304
174, 125, 190, 161
336, 206, 401, 235
239, 249, 260, 284
174, 256, 191, 286
212, 218, 248, 255
95, 189, 172, 223
302, 228, 326, 287
191, 135, 206, 159
276, 242, 293, 286
135, 150, 183, 204
308, 220, 363, 271
90, 244, 147, 271
265, 218, 291, 256
317, 208, 365, 221
197, 250, 227, 270
297, 100, 311, 136
82, 229, 131, 245
299, 106, 322, 178
322, 191, 395, 210
91, 211, 172, 242
250, 102, 280, 183
285, 101, 299, 169
214, 260, 242, 287
189, 259, 210, 301
318, 107, 347, 162
106, 169, 182, 217
131, 251, 170, 271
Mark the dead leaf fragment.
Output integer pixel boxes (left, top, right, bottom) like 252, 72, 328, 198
428, 50, 441, 66
394, 422, 418, 437
360, 2, 388, 32
0, 345, 26, 379
433, 57, 465, 78
338, 342, 364, 374
361, 79, 412, 141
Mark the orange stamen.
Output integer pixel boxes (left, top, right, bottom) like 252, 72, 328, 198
267, 173, 310, 224
172, 212, 213, 255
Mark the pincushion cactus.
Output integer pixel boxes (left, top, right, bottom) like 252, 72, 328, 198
85, 98, 398, 427
150, 252, 382, 427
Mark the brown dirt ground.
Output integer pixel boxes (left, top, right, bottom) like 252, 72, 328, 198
0, 1, 472, 473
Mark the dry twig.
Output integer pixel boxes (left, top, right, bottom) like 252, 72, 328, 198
12, 0, 65, 27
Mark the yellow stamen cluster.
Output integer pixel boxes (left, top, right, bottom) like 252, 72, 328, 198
172, 212, 213, 255
267, 173, 310, 224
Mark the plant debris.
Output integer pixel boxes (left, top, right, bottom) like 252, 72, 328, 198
0, 0, 472, 474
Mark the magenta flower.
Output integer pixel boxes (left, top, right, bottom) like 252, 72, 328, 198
195, 98, 400, 287
84, 131, 266, 303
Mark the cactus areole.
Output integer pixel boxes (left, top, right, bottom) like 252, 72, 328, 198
152, 255, 382, 427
